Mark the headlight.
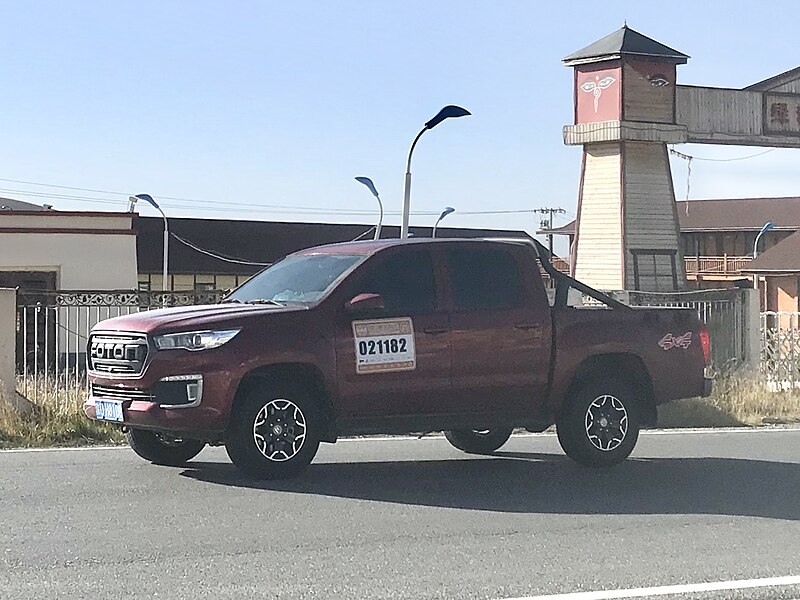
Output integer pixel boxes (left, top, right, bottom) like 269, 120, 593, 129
154, 328, 241, 351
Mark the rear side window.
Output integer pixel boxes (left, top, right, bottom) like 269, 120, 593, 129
447, 247, 524, 310
358, 250, 437, 313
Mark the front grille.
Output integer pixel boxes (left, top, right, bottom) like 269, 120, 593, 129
91, 383, 154, 402
88, 333, 149, 375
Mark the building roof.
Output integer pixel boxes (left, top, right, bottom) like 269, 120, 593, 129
744, 66, 800, 91
677, 197, 800, 232
0, 197, 50, 211
538, 197, 800, 236
136, 216, 533, 275
562, 26, 689, 66
742, 230, 800, 274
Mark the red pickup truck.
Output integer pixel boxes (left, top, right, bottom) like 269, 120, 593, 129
85, 238, 710, 478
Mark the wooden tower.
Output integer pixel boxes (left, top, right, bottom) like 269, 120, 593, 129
563, 27, 689, 291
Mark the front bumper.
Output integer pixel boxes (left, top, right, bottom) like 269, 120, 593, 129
84, 352, 240, 438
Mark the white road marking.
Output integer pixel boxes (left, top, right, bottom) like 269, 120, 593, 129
641, 426, 800, 435
500, 575, 800, 600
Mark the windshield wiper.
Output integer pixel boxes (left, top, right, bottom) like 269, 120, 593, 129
244, 299, 286, 306
220, 298, 244, 304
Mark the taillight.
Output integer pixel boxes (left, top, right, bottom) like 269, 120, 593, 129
699, 327, 711, 366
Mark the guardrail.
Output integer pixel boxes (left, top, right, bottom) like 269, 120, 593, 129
684, 255, 752, 276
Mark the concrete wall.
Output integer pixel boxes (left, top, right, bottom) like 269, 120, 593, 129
0, 212, 137, 290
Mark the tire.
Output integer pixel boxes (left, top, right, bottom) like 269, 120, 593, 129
225, 381, 322, 479
126, 429, 205, 466
556, 376, 640, 468
444, 428, 513, 454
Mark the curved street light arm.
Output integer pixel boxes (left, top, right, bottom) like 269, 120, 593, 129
374, 194, 384, 240
401, 127, 427, 239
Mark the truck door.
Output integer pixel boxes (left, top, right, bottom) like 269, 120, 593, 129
334, 247, 452, 419
445, 244, 551, 419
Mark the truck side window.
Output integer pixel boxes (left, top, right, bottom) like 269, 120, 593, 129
358, 250, 437, 313
448, 247, 524, 310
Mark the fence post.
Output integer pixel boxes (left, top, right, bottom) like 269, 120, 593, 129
0, 288, 33, 413
740, 288, 761, 373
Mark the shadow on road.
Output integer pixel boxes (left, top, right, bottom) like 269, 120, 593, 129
179, 452, 800, 520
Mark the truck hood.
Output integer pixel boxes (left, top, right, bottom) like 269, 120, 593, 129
92, 303, 309, 335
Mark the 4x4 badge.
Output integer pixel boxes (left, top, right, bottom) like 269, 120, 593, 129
659, 332, 692, 350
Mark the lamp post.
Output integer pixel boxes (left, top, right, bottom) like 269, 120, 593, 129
432, 206, 455, 238
401, 105, 470, 239
354, 177, 384, 240
129, 194, 169, 292
752, 221, 775, 290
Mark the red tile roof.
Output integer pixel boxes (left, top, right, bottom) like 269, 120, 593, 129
538, 197, 800, 236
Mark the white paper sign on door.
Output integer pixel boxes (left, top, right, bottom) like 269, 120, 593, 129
352, 318, 416, 374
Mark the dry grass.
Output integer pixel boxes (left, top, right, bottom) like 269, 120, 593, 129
657, 373, 800, 428
3, 373, 800, 448
0, 378, 124, 448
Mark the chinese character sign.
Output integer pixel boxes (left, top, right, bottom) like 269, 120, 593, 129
765, 94, 800, 134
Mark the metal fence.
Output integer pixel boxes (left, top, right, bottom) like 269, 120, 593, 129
761, 312, 800, 389
605, 288, 753, 372
16, 289, 225, 403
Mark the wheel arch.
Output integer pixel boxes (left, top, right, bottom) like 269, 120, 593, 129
232, 362, 337, 441
562, 353, 657, 426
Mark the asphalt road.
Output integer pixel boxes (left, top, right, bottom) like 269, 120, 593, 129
2, 429, 800, 600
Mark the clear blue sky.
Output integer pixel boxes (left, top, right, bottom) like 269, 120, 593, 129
1, 0, 798, 246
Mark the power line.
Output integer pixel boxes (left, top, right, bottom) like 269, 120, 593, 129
669, 147, 777, 162
170, 232, 271, 266
0, 175, 570, 218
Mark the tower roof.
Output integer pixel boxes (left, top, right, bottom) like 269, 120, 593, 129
563, 26, 689, 66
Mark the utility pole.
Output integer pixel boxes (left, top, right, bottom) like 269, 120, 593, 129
533, 208, 567, 255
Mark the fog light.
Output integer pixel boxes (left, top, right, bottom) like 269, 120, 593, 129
157, 375, 203, 408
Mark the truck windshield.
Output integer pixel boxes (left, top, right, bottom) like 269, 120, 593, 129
225, 253, 365, 305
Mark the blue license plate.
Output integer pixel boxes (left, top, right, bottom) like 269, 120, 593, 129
95, 399, 124, 422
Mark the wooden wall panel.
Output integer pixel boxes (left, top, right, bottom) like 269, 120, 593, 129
574, 143, 624, 290
622, 61, 675, 123
622, 142, 683, 290
676, 86, 763, 136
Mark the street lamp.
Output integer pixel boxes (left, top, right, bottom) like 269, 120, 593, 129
401, 105, 470, 239
752, 221, 775, 290
432, 206, 455, 238
354, 177, 384, 240
129, 194, 169, 292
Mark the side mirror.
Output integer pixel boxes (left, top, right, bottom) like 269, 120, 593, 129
344, 293, 385, 314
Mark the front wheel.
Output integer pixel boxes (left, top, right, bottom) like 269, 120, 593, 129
444, 428, 513, 454
556, 377, 640, 467
225, 382, 322, 479
126, 429, 205, 466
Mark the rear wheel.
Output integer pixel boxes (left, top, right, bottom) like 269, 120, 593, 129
225, 381, 322, 479
126, 429, 205, 466
444, 428, 513, 454
556, 376, 640, 467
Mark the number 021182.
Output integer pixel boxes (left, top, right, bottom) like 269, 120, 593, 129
351, 318, 416, 374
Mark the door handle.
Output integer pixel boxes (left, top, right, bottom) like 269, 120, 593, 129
514, 323, 541, 331
423, 327, 448, 336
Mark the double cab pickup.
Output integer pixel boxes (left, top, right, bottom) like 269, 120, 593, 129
85, 238, 711, 478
